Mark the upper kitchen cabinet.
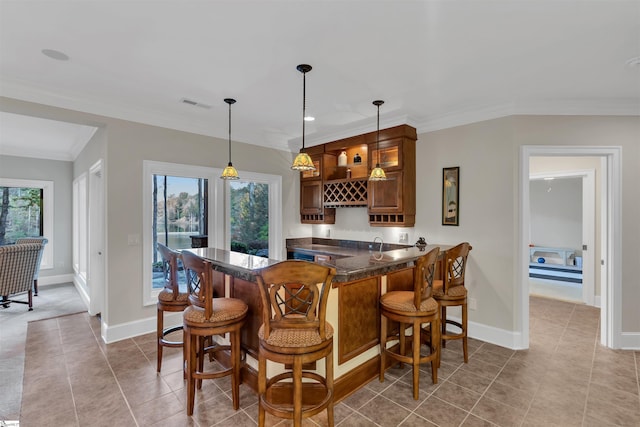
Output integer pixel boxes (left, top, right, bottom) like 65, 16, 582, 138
298, 124, 416, 226
366, 125, 416, 227
299, 145, 336, 224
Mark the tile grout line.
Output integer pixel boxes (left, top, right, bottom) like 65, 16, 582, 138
516, 304, 573, 427
88, 319, 141, 427
581, 309, 599, 426
57, 316, 81, 427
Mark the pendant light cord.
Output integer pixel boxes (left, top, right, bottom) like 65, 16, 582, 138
224, 98, 236, 166
376, 103, 380, 167
302, 69, 306, 150
228, 101, 232, 164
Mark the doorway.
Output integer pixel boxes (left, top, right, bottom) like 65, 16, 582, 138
88, 160, 105, 316
520, 146, 622, 349
529, 169, 595, 306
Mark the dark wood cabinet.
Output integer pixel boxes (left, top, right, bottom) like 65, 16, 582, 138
298, 125, 415, 226
367, 126, 416, 227
299, 148, 336, 224
300, 180, 323, 215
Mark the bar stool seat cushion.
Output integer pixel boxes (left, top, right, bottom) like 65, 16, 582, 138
258, 322, 333, 349
183, 298, 247, 324
158, 289, 190, 303
432, 281, 466, 300
380, 291, 438, 314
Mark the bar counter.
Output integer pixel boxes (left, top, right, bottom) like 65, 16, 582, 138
185, 243, 445, 402
188, 245, 440, 282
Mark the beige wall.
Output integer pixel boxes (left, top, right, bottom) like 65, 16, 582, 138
0, 96, 304, 330
3, 95, 639, 344
317, 115, 640, 341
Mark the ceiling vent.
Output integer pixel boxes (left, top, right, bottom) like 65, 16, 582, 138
180, 98, 212, 109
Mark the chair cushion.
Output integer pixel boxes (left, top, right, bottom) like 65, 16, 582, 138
258, 323, 333, 348
183, 298, 247, 324
380, 291, 438, 314
158, 289, 189, 303
433, 283, 467, 300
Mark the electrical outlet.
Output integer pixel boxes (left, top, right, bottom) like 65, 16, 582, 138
399, 232, 408, 244
469, 298, 477, 310
127, 234, 140, 246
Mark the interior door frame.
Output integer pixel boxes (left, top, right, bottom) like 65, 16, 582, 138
520, 146, 621, 349
529, 169, 595, 306
88, 159, 105, 316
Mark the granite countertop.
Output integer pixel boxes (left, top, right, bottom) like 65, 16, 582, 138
185, 247, 280, 282
287, 243, 372, 258
187, 242, 447, 284
324, 245, 444, 282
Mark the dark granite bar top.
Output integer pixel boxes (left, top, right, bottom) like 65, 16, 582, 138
187, 241, 448, 284
184, 247, 280, 282
324, 245, 446, 282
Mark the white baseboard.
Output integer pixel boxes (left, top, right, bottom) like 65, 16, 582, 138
38, 274, 74, 286
103, 311, 182, 344
620, 333, 640, 350
447, 315, 526, 350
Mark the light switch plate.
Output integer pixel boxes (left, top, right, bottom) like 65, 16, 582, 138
399, 232, 408, 244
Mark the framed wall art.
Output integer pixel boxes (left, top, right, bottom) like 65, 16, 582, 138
442, 166, 459, 226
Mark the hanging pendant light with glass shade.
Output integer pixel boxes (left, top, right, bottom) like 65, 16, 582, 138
291, 64, 316, 171
220, 98, 240, 180
369, 100, 387, 181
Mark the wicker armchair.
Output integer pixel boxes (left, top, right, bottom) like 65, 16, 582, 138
15, 237, 48, 296
0, 243, 43, 310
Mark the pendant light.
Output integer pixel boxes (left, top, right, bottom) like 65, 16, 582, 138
220, 98, 239, 180
369, 100, 387, 181
291, 64, 316, 171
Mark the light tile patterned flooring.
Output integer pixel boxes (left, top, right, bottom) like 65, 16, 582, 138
9, 287, 640, 426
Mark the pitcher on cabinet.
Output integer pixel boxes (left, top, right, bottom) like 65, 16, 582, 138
338, 151, 347, 166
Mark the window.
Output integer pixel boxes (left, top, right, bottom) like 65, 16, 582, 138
0, 178, 53, 269
152, 175, 207, 289
225, 171, 282, 261
142, 161, 222, 305
143, 162, 283, 305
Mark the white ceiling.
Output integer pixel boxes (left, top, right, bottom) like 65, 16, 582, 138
1, 0, 639, 161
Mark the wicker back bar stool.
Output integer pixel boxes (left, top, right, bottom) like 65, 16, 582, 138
181, 250, 248, 416
433, 242, 472, 362
379, 247, 441, 400
156, 243, 189, 373
255, 260, 336, 427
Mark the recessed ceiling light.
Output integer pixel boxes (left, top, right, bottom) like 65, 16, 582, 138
41, 49, 69, 61
625, 56, 640, 68
304, 116, 315, 121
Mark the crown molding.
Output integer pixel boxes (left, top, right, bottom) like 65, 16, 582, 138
3, 77, 638, 157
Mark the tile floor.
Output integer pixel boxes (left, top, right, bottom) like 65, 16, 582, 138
7, 285, 640, 426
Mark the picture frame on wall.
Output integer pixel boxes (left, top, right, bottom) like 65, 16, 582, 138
442, 166, 459, 226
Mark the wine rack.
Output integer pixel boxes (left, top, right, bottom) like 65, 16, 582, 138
324, 179, 368, 207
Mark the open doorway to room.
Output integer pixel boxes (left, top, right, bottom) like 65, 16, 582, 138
528, 168, 595, 306
520, 146, 622, 349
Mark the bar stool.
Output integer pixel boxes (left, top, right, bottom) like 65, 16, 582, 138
379, 247, 440, 400
255, 260, 336, 427
181, 250, 248, 416
156, 243, 189, 373
433, 242, 472, 362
